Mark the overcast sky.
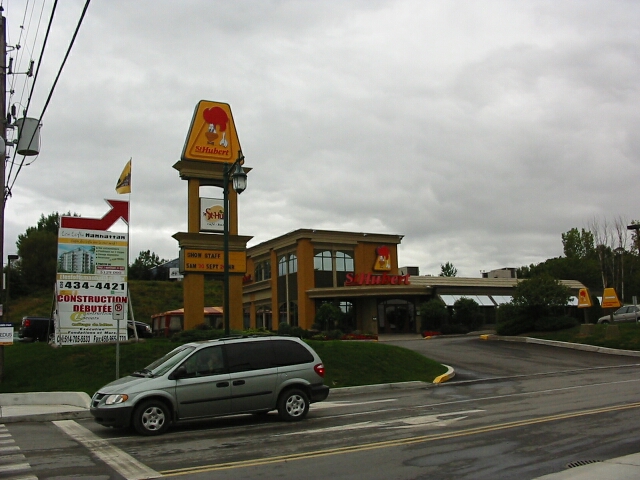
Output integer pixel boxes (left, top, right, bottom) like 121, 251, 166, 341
2, 0, 639, 277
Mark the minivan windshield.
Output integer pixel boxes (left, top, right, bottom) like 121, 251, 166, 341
144, 345, 196, 376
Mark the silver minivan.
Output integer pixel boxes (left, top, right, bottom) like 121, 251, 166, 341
90, 336, 330, 435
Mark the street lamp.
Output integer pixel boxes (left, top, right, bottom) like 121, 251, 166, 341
223, 151, 247, 335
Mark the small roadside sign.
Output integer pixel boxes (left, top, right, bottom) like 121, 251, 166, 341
601, 287, 621, 309
113, 302, 125, 321
0, 323, 14, 345
577, 288, 592, 308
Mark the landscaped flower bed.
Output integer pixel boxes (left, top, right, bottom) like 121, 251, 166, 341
341, 333, 378, 341
422, 331, 441, 338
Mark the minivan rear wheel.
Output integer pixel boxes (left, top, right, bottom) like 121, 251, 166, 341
132, 400, 170, 435
278, 389, 309, 421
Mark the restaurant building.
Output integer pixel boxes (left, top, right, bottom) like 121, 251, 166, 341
241, 229, 585, 334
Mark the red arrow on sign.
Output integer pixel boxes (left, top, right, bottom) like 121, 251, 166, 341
60, 199, 129, 231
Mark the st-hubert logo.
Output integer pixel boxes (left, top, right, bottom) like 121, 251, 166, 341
373, 246, 391, 272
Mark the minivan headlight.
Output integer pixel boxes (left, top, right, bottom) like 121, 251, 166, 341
104, 394, 129, 405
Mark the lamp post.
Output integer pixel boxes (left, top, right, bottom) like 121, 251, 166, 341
223, 151, 247, 335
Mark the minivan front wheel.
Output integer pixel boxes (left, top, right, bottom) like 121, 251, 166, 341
278, 389, 309, 421
132, 400, 170, 435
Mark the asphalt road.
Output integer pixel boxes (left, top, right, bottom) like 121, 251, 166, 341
4, 336, 640, 480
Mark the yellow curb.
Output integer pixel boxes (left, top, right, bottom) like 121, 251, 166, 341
433, 364, 455, 384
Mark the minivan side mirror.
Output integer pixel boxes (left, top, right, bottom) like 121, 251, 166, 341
169, 365, 187, 380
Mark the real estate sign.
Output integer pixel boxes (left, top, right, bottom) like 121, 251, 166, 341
56, 201, 129, 345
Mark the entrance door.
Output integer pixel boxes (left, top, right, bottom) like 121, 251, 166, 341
377, 299, 415, 334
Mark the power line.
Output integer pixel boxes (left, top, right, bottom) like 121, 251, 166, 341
6, 0, 91, 198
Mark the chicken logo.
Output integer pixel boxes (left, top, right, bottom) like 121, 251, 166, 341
577, 288, 592, 308
203, 106, 229, 148
182, 101, 241, 163
373, 246, 391, 272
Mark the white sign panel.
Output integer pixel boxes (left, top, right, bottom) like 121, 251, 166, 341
200, 197, 224, 232
169, 267, 184, 280
0, 323, 13, 345
56, 226, 128, 345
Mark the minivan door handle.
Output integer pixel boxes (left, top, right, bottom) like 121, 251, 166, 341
233, 380, 245, 386
216, 382, 230, 388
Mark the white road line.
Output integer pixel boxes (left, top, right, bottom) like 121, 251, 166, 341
0, 438, 15, 444
311, 399, 396, 410
0, 462, 30, 474
0, 453, 26, 464
54, 420, 162, 480
0, 445, 19, 453
278, 409, 485, 436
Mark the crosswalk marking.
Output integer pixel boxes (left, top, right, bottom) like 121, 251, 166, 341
0, 423, 36, 479
54, 420, 161, 480
0, 462, 30, 473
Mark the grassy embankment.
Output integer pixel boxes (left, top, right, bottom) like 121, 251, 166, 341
529, 322, 640, 351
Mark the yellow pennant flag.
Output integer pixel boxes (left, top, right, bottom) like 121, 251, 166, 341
115, 159, 132, 194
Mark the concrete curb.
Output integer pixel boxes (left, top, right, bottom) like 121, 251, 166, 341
0, 409, 93, 423
329, 363, 456, 397
480, 334, 640, 357
0, 391, 91, 408
0, 392, 93, 423
328, 380, 432, 397
433, 364, 456, 384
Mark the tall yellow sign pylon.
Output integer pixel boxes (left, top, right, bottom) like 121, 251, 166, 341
174, 101, 252, 331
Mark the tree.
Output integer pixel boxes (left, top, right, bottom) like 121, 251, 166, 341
439, 262, 457, 277
452, 297, 483, 332
497, 275, 576, 335
418, 299, 449, 332
562, 228, 594, 259
313, 302, 345, 332
15, 212, 73, 293
128, 250, 166, 280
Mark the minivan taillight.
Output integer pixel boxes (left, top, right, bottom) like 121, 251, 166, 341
314, 363, 325, 378
24, 319, 31, 327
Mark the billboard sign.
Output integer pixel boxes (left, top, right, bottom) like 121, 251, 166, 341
181, 101, 242, 164
56, 202, 129, 345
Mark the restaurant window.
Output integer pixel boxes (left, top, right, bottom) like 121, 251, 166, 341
254, 260, 272, 282
279, 301, 298, 327
314, 249, 354, 287
336, 251, 354, 285
277, 253, 298, 323
314, 250, 333, 288
263, 260, 271, 279
256, 305, 272, 330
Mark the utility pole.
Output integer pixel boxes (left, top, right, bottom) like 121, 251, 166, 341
0, 9, 7, 383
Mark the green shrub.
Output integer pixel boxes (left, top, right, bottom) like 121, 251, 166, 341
440, 323, 469, 335
419, 299, 449, 331
496, 303, 534, 336
452, 297, 483, 332
278, 322, 292, 335
170, 329, 228, 342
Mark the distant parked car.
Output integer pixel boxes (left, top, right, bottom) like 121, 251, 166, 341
18, 316, 53, 342
597, 305, 640, 324
129, 321, 153, 338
